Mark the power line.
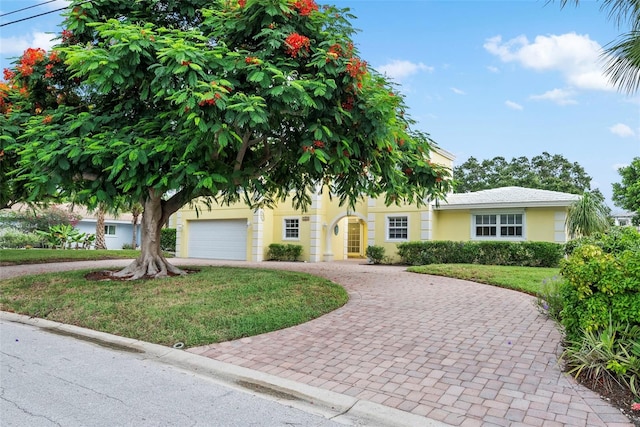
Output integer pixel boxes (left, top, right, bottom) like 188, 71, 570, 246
0, 1, 93, 28
0, 7, 67, 27
0, 0, 58, 18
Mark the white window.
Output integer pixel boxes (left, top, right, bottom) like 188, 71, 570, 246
105, 225, 116, 236
283, 218, 299, 240
473, 213, 524, 240
387, 216, 408, 240
618, 219, 630, 227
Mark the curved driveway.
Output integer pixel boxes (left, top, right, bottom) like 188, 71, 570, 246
1, 259, 633, 426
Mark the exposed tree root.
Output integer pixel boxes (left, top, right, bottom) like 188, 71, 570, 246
113, 255, 185, 280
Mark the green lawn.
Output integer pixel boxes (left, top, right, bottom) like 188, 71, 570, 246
0, 249, 145, 265
0, 267, 348, 347
407, 263, 561, 295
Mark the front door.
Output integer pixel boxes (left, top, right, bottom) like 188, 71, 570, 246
347, 221, 361, 257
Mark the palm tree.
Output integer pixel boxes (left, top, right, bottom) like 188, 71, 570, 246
566, 191, 611, 238
559, 0, 640, 94
94, 204, 108, 250
130, 202, 143, 249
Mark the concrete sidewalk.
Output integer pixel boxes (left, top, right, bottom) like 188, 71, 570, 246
0, 259, 634, 426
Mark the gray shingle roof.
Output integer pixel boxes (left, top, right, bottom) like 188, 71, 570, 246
435, 186, 580, 210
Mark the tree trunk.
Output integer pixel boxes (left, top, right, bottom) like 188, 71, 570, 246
94, 208, 107, 250
113, 190, 184, 280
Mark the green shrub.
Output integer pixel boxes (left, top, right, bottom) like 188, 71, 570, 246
564, 226, 640, 256
0, 230, 44, 248
0, 207, 82, 233
562, 320, 640, 398
365, 245, 385, 264
521, 242, 564, 267
266, 243, 303, 261
161, 228, 176, 252
560, 245, 640, 343
396, 240, 563, 267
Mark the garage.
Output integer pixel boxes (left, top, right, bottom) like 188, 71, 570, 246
187, 219, 248, 260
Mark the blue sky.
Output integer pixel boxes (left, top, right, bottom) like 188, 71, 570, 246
1, 0, 639, 208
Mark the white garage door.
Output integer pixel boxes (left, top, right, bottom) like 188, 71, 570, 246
187, 219, 247, 260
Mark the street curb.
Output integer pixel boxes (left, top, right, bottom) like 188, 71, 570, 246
1, 311, 451, 427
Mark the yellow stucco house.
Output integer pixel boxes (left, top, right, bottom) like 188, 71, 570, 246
175, 148, 580, 262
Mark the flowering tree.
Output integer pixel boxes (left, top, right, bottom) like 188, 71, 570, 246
1, 0, 451, 279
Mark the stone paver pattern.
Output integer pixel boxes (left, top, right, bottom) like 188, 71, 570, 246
1, 259, 633, 426
186, 260, 633, 427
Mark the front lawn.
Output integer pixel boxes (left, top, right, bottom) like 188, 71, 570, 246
0, 249, 144, 265
0, 267, 348, 347
407, 263, 560, 295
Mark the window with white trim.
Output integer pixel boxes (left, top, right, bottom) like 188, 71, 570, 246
283, 218, 300, 239
387, 216, 408, 240
473, 213, 523, 239
105, 225, 116, 236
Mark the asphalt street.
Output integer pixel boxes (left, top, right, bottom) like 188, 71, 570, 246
0, 320, 344, 427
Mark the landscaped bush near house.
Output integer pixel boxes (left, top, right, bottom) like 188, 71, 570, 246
559, 244, 640, 343
397, 240, 562, 267
161, 228, 176, 252
365, 245, 385, 264
0, 207, 81, 233
564, 226, 640, 256
266, 243, 303, 261
561, 320, 640, 400
0, 230, 43, 248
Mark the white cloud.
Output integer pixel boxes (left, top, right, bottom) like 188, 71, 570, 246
484, 33, 614, 92
613, 163, 629, 171
377, 60, 433, 80
48, 0, 71, 9
451, 87, 465, 95
609, 123, 636, 138
530, 88, 578, 105
487, 65, 499, 73
505, 100, 523, 110
0, 32, 57, 56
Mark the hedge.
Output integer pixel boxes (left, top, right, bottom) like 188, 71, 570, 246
161, 228, 177, 252
266, 243, 303, 261
396, 240, 563, 267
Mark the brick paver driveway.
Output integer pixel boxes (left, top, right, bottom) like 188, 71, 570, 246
1, 259, 632, 426
188, 260, 633, 427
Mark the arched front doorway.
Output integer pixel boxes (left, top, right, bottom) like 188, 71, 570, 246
323, 211, 368, 262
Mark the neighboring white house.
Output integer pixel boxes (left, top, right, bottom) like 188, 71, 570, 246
3, 204, 140, 250
612, 210, 639, 229
73, 207, 141, 250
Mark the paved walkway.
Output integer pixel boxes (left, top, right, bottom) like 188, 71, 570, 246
1, 259, 634, 426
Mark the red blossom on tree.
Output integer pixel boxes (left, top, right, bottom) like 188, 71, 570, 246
284, 33, 310, 57
61, 29, 73, 43
238, 0, 247, 7
3, 69, 15, 81
292, 0, 318, 16
44, 64, 55, 79
16, 48, 46, 77
346, 57, 367, 78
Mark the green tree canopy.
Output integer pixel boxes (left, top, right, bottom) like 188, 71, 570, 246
453, 152, 592, 194
612, 157, 640, 220
1, 0, 451, 279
